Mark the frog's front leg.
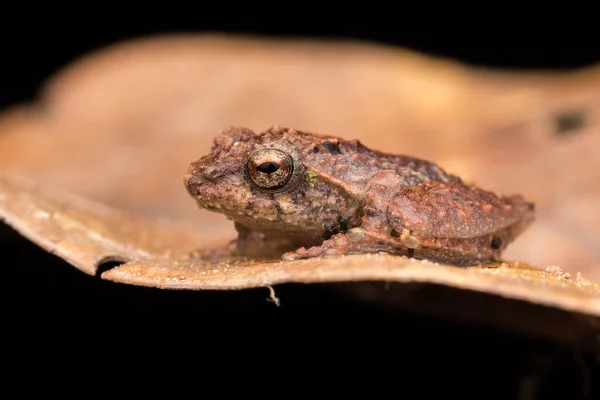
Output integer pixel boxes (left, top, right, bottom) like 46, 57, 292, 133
280, 229, 405, 261
282, 172, 408, 261
190, 238, 239, 263
235, 222, 299, 261
192, 222, 298, 263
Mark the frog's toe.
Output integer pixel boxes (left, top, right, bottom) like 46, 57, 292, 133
281, 249, 308, 261
285, 244, 343, 261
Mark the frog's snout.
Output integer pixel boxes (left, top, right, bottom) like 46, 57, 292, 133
183, 162, 204, 197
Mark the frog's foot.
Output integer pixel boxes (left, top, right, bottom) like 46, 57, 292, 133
188, 239, 241, 264
281, 228, 404, 261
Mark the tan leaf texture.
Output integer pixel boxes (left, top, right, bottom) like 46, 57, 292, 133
0, 35, 598, 343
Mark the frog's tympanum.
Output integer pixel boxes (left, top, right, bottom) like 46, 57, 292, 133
184, 126, 534, 266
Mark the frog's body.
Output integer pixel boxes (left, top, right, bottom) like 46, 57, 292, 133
184, 126, 534, 266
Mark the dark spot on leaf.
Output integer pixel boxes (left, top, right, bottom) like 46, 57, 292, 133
390, 229, 400, 238
491, 236, 502, 249
553, 109, 587, 136
322, 140, 341, 155
377, 240, 385, 245
527, 202, 535, 211
313, 146, 319, 154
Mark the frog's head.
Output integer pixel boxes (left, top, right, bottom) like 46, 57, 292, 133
184, 126, 360, 238
184, 126, 305, 224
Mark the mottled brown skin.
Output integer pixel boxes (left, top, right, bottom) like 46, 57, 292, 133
184, 126, 535, 266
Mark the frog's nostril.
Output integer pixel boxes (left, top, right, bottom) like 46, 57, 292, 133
185, 162, 200, 175
183, 171, 193, 185
186, 182, 203, 197
184, 172, 202, 196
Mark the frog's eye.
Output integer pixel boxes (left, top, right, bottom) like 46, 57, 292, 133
247, 149, 294, 190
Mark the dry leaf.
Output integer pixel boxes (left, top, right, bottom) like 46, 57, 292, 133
0, 174, 598, 347
0, 34, 598, 278
0, 34, 599, 345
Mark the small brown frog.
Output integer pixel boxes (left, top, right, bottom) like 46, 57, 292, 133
184, 126, 534, 266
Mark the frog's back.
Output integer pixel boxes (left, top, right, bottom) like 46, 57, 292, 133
261, 126, 461, 187
300, 134, 460, 187
346, 139, 461, 185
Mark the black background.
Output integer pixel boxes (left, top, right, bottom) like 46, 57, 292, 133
1, 14, 599, 109
1, 12, 598, 398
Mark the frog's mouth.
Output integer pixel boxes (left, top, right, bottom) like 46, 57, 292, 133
183, 161, 227, 199
183, 165, 219, 210
183, 163, 202, 197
